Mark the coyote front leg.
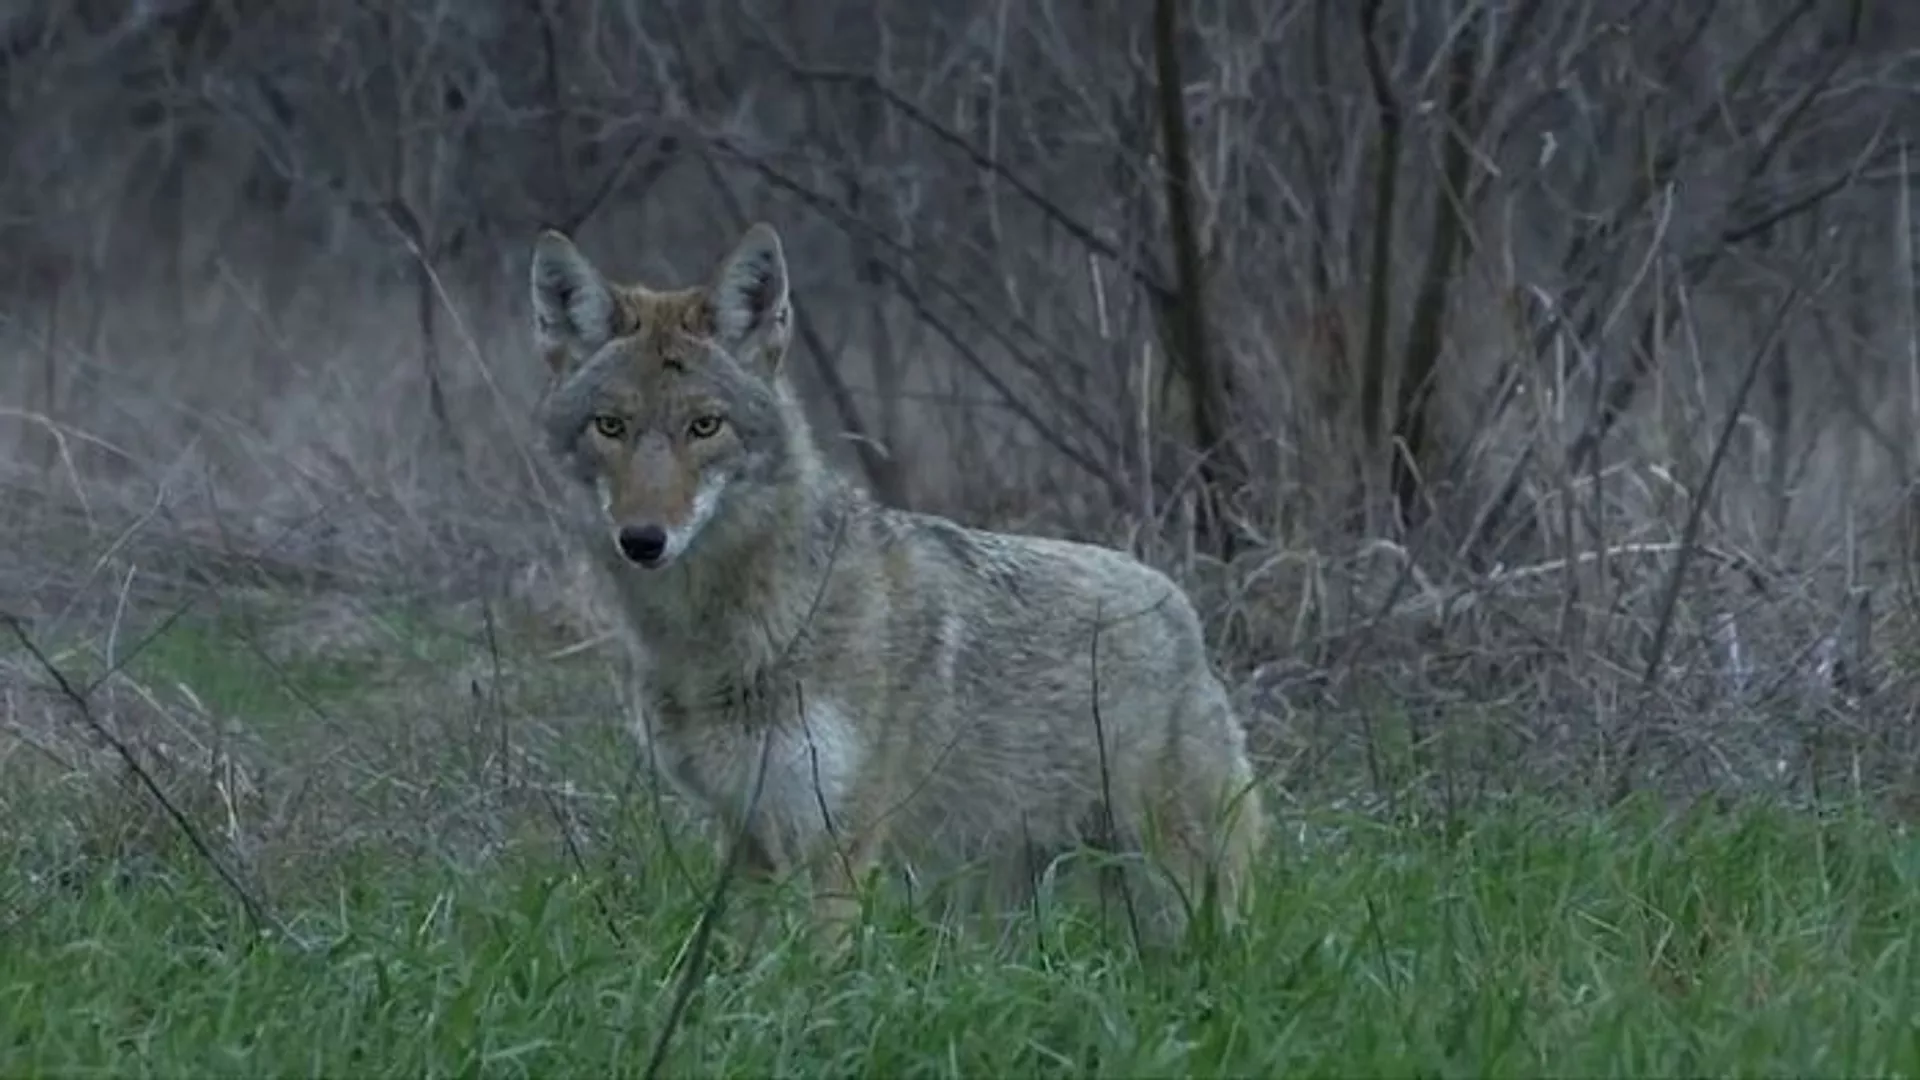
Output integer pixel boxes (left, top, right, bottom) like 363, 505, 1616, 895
807, 823, 885, 956
722, 829, 783, 955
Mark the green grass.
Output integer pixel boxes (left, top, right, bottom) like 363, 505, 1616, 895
3, 799, 1915, 1076
4, 601, 1919, 1075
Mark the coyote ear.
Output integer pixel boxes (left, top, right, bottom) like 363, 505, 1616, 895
531, 231, 619, 375
708, 223, 792, 376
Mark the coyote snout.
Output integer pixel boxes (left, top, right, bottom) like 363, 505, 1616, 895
597, 466, 723, 570
615, 523, 669, 567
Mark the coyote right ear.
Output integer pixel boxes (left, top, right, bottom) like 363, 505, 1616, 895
707, 223, 792, 377
531, 231, 619, 375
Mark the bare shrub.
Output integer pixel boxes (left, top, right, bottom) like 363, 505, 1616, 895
2, 0, 1917, 830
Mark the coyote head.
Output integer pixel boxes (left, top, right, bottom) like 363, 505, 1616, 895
529, 223, 797, 570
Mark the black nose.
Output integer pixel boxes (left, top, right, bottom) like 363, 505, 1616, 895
617, 524, 669, 566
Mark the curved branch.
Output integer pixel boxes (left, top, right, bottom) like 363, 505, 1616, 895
737, 20, 1173, 306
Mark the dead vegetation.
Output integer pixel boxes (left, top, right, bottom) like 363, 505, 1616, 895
4, 0, 1920, 889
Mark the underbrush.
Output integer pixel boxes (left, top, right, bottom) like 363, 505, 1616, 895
2, 598, 1915, 1076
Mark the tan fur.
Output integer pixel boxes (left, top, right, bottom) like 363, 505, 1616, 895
528, 223, 1266, 951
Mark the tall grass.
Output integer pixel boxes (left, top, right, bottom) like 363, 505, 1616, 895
3, 601, 1916, 1075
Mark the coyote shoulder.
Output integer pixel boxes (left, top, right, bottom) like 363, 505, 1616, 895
528, 222, 1265, 947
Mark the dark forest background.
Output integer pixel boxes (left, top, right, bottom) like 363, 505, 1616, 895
4, 0, 1919, 811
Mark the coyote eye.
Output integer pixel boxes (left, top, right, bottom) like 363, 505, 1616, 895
590, 414, 627, 439
686, 415, 724, 439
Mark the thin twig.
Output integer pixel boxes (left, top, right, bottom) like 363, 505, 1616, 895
3, 612, 292, 945
1086, 603, 1144, 958
1611, 268, 1834, 803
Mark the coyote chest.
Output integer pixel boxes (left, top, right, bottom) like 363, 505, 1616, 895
638, 678, 861, 862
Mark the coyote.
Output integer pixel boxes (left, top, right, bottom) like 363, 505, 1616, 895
528, 222, 1265, 949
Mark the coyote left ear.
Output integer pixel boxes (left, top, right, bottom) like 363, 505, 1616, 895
708, 223, 792, 376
